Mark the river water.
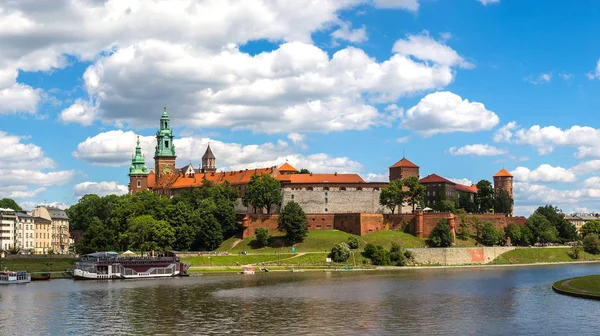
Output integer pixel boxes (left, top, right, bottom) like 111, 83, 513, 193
1, 263, 599, 335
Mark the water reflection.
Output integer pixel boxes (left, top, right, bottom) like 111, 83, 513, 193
1, 264, 600, 335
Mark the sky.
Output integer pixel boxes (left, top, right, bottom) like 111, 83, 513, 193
3, 0, 600, 216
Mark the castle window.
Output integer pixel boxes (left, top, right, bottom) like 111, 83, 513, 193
340, 187, 346, 191
427, 191, 430, 196
291, 194, 294, 200
165, 140, 169, 148
374, 187, 379, 191
433, 191, 436, 196
308, 187, 313, 191
137, 180, 141, 188
357, 187, 362, 191
325, 198, 328, 203
325, 208, 328, 212
324, 187, 329, 191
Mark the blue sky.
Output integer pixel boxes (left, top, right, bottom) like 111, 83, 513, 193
3, 0, 600, 215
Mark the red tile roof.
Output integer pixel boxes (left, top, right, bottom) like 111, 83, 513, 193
455, 183, 478, 194
278, 173, 365, 184
494, 168, 513, 177
147, 171, 156, 188
419, 173, 455, 184
390, 157, 419, 168
278, 162, 298, 173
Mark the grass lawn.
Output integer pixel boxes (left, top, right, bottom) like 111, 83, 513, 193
492, 248, 578, 264
182, 254, 292, 266
0, 257, 76, 273
216, 230, 427, 254
553, 275, 600, 299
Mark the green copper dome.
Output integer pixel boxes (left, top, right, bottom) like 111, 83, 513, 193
129, 135, 149, 175
155, 105, 176, 157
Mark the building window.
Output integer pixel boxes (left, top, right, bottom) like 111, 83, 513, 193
165, 140, 169, 148
308, 187, 313, 191
325, 208, 328, 212
427, 191, 430, 196
325, 198, 328, 203
137, 180, 141, 188
433, 191, 436, 196
357, 187, 362, 191
340, 187, 346, 191
291, 194, 294, 200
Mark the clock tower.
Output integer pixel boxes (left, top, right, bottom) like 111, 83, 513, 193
154, 105, 177, 184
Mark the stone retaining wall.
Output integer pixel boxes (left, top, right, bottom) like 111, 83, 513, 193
406, 246, 516, 265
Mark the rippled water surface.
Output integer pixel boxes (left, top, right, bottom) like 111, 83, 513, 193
1, 264, 600, 335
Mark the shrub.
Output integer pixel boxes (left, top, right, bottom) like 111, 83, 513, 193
481, 222, 501, 246
331, 243, 351, 262
389, 242, 406, 266
427, 219, 453, 247
456, 220, 470, 241
364, 243, 377, 258
583, 234, 600, 254
370, 245, 391, 266
347, 236, 359, 250
254, 227, 270, 248
568, 244, 582, 260
403, 249, 414, 262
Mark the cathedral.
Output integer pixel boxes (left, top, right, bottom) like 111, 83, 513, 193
128, 107, 396, 214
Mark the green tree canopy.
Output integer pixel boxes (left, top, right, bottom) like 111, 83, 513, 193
0, 198, 22, 211
379, 178, 405, 214
298, 168, 311, 174
476, 180, 494, 212
481, 222, 501, 246
427, 218, 453, 247
76, 217, 116, 254
403, 176, 426, 212
278, 201, 308, 244
581, 220, 600, 238
243, 173, 282, 214
534, 205, 577, 242
526, 213, 559, 244
330, 243, 351, 262
494, 189, 514, 215
127, 215, 176, 253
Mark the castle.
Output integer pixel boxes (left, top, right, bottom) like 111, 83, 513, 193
128, 107, 514, 218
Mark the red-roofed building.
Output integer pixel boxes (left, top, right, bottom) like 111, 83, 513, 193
389, 157, 419, 181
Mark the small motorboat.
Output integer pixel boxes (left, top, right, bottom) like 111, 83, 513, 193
0, 271, 31, 284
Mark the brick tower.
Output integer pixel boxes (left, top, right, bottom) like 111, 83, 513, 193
128, 135, 149, 194
389, 157, 420, 181
494, 168, 513, 214
154, 106, 177, 184
201, 143, 216, 173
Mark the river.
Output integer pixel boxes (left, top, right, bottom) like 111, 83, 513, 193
1, 263, 599, 335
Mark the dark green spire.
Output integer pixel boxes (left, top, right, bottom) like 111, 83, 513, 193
155, 105, 176, 157
129, 135, 149, 175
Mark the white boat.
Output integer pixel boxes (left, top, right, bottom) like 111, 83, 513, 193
73, 251, 190, 280
0, 271, 31, 284
241, 266, 255, 275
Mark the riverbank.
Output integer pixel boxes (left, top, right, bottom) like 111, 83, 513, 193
552, 274, 600, 300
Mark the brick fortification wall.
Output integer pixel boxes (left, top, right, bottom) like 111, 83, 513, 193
406, 246, 516, 265
241, 212, 527, 238
281, 186, 412, 215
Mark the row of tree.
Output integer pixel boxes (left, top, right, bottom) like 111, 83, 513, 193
69, 180, 240, 254
428, 204, 579, 247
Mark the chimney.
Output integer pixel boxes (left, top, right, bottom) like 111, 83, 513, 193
334, 172, 337, 176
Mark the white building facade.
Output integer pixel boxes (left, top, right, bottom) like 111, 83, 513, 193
29, 206, 70, 254
0, 208, 16, 251
16, 213, 35, 253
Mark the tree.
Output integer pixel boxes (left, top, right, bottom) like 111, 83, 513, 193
174, 224, 196, 251
494, 189, 513, 215
526, 213, 558, 244
243, 173, 282, 214
438, 199, 456, 213
581, 220, 600, 238
481, 222, 501, 246
389, 242, 406, 266
255, 227, 270, 248
347, 236, 359, 250
583, 234, 600, 254
298, 168, 311, 174
192, 201, 223, 251
127, 215, 175, 253
427, 218, 453, 247
76, 217, 116, 254
403, 176, 426, 212
456, 210, 471, 240
476, 180, 494, 212
534, 205, 577, 242
331, 243, 351, 262
504, 222, 525, 246
367, 245, 391, 265
0, 198, 22, 211
458, 192, 477, 213
278, 201, 308, 244
379, 178, 405, 214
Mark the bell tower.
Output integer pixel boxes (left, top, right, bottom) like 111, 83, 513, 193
129, 135, 149, 194
154, 105, 177, 184
202, 143, 216, 173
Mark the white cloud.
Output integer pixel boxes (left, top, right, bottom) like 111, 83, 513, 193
478, 0, 500, 5
372, 0, 419, 11
392, 32, 473, 68
287, 133, 306, 145
495, 122, 600, 158
18, 201, 70, 211
401, 91, 499, 136
0, 186, 46, 199
587, 59, 600, 79
449, 144, 506, 156
396, 136, 410, 143
331, 21, 368, 43
73, 130, 364, 174
560, 73, 573, 80
0, 131, 56, 169
571, 160, 600, 175
511, 164, 576, 183
448, 178, 473, 186
0, 170, 75, 187
3, 0, 457, 132
513, 181, 600, 215
583, 177, 600, 189
73, 181, 128, 198
364, 173, 389, 182
524, 73, 551, 84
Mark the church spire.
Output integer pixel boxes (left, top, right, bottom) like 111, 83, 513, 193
129, 135, 148, 176
202, 143, 216, 173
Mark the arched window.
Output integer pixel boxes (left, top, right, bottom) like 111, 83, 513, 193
137, 180, 141, 188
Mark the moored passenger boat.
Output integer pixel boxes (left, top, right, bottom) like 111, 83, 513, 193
0, 271, 31, 284
72, 251, 191, 280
